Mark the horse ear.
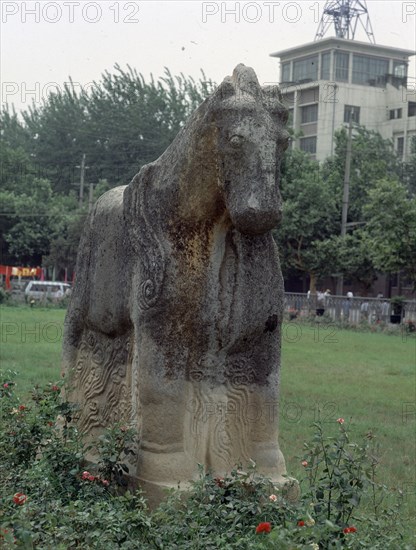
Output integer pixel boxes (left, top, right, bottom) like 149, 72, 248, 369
262, 85, 282, 102
214, 77, 235, 101
232, 64, 262, 99
262, 85, 288, 125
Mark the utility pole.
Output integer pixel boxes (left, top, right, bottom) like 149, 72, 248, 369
75, 154, 89, 207
79, 153, 86, 206
336, 108, 354, 296
88, 182, 95, 212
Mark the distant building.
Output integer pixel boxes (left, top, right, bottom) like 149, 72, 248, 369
270, 37, 416, 161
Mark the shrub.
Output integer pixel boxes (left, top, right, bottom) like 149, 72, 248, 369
1, 370, 414, 549
0, 287, 9, 304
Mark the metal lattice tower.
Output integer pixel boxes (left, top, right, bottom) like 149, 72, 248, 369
315, 0, 375, 43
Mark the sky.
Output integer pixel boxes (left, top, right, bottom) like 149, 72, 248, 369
1, 0, 416, 111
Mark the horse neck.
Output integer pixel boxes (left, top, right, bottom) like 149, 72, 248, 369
157, 107, 225, 225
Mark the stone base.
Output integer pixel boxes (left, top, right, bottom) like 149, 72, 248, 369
136, 478, 193, 509
276, 476, 300, 503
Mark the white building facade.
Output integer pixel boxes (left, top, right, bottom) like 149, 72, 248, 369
270, 37, 416, 161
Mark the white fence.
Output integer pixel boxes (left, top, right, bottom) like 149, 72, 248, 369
284, 292, 416, 325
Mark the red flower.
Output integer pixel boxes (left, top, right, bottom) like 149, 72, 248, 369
81, 471, 96, 482
343, 526, 357, 534
297, 520, 305, 527
102, 479, 110, 487
13, 493, 27, 505
255, 522, 271, 534
3, 383, 9, 388
214, 476, 225, 488
18, 405, 26, 411
51, 385, 59, 391
301, 460, 308, 467
337, 418, 345, 424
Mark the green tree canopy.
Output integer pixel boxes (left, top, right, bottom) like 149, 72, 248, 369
275, 148, 339, 291
363, 178, 416, 289
3, 66, 215, 194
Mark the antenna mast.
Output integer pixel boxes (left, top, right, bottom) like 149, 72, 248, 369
315, 0, 375, 43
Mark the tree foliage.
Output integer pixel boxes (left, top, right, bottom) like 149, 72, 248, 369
363, 178, 416, 289
0, 66, 214, 268
277, 125, 413, 293
275, 148, 339, 289
1, 70, 414, 293
5, 66, 215, 194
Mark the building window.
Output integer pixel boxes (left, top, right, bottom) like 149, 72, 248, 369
321, 52, 331, 80
282, 62, 291, 83
393, 61, 407, 78
389, 108, 402, 120
409, 102, 416, 117
293, 55, 318, 83
335, 51, 349, 81
287, 109, 294, 127
352, 54, 389, 86
301, 104, 318, 124
300, 136, 317, 154
344, 105, 360, 124
397, 137, 404, 157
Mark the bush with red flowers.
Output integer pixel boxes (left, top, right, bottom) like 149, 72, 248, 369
12, 493, 27, 506
256, 521, 272, 534
297, 520, 305, 527
1, 369, 414, 549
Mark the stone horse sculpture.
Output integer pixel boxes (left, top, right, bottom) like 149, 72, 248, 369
63, 64, 290, 504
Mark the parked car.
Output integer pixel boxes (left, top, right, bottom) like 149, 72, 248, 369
10, 280, 30, 296
25, 281, 71, 303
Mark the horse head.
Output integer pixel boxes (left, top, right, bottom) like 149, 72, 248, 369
207, 64, 289, 235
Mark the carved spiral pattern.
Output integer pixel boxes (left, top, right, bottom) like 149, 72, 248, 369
139, 278, 157, 310
185, 382, 251, 468
127, 167, 166, 312
72, 329, 133, 434
188, 354, 256, 386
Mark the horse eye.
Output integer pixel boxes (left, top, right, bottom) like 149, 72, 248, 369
229, 135, 244, 147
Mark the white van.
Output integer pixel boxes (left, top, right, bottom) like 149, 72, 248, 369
25, 281, 72, 303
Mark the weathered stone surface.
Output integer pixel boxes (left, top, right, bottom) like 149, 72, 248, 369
63, 64, 290, 505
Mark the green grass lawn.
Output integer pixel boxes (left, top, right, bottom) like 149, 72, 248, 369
1, 305, 415, 513
279, 322, 415, 505
0, 305, 65, 391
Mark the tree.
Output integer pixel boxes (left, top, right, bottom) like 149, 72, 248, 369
327, 231, 378, 294
43, 180, 111, 277
275, 149, 339, 291
11, 66, 215, 194
321, 125, 401, 224
401, 135, 416, 195
0, 178, 78, 266
363, 178, 416, 291
0, 67, 216, 268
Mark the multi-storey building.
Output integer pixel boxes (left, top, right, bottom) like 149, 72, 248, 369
270, 37, 416, 161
